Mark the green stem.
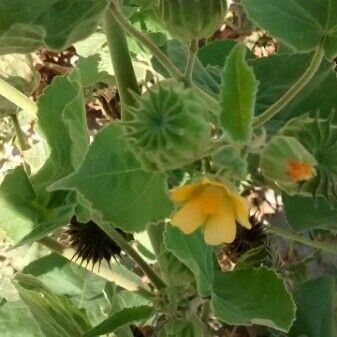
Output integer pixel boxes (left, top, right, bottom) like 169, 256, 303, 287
11, 113, 29, 151
102, 5, 140, 120
266, 225, 337, 254
38, 237, 154, 300
253, 43, 324, 128
0, 78, 37, 115
184, 40, 198, 86
98, 222, 166, 290
109, 1, 182, 81
109, 1, 219, 112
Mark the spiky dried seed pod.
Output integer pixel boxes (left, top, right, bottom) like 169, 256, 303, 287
125, 83, 212, 171
154, 0, 227, 43
65, 217, 131, 269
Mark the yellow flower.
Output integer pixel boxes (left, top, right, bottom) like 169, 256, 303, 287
170, 178, 251, 245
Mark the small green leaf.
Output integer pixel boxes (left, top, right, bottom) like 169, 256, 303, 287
242, 0, 337, 60
15, 274, 92, 337
211, 267, 296, 332
83, 306, 154, 337
163, 227, 214, 296
290, 276, 335, 337
220, 44, 258, 142
50, 123, 172, 232
283, 194, 337, 230
0, 0, 109, 54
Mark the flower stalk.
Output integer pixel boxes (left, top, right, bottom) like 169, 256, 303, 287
184, 39, 199, 86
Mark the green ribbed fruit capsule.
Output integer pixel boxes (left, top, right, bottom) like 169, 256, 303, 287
154, 0, 227, 43
260, 135, 317, 195
125, 82, 211, 171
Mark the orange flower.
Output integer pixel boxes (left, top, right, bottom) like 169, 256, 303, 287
287, 161, 316, 182
170, 178, 251, 245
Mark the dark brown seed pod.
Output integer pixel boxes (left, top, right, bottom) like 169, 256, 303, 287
65, 216, 132, 270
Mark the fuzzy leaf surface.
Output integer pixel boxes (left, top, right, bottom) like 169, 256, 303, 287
290, 276, 335, 337
163, 227, 214, 296
211, 267, 296, 332
242, 0, 337, 59
0, 0, 109, 54
32, 69, 89, 192
50, 123, 172, 232
283, 194, 337, 230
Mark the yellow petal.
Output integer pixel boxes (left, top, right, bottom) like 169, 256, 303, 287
203, 206, 237, 245
231, 194, 251, 229
197, 187, 223, 214
170, 199, 205, 234
170, 182, 203, 202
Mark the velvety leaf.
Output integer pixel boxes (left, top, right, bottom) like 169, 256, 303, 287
290, 276, 335, 337
0, 300, 44, 337
251, 53, 337, 130
220, 44, 258, 142
242, 0, 337, 59
163, 227, 214, 296
32, 69, 89, 192
76, 55, 115, 87
0, 0, 109, 54
0, 166, 43, 241
198, 40, 238, 68
83, 306, 154, 337
15, 274, 92, 337
50, 123, 172, 232
211, 267, 296, 332
283, 194, 337, 231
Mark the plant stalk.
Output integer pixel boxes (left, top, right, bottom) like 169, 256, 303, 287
98, 222, 167, 290
253, 43, 324, 127
108, 1, 219, 112
184, 40, 199, 86
11, 113, 29, 151
102, 6, 140, 120
0, 77, 37, 115
38, 237, 154, 300
266, 225, 337, 254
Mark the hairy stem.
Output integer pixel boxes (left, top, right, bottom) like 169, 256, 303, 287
39, 237, 154, 299
11, 113, 29, 151
266, 225, 337, 254
98, 222, 166, 290
109, 1, 182, 81
109, 1, 219, 112
102, 6, 140, 120
184, 40, 199, 86
0, 78, 37, 115
253, 44, 324, 127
